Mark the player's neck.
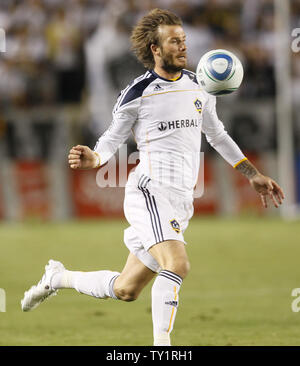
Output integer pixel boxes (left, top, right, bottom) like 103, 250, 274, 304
153, 66, 182, 81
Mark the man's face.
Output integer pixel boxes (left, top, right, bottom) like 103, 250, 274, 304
156, 25, 187, 73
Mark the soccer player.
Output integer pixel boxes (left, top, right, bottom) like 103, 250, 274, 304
21, 9, 284, 346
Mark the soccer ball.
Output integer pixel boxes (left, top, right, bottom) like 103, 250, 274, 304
196, 49, 244, 96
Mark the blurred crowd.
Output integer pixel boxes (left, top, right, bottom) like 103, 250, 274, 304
0, 0, 299, 127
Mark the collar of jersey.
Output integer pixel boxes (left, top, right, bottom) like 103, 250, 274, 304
150, 70, 183, 82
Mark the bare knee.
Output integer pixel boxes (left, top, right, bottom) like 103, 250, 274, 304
149, 240, 190, 280
113, 285, 139, 302
166, 260, 190, 279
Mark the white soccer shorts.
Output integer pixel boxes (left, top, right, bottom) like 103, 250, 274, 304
123, 170, 194, 273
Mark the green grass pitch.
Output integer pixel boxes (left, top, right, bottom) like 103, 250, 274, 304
1, 216, 300, 346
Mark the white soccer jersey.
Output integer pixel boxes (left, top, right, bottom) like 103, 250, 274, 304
94, 69, 246, 198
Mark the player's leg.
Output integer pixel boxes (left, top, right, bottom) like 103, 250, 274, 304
21, 253, 155, 311
149, 240, 190, 278
113, 252, 156, 301
52, 252, 155, 300
21, 258, 121, 311
123, 171, 192, 345
148, 239, 190, 346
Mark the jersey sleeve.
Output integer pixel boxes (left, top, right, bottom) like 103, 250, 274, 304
202, 93, 246, 167
93, 93, 139, 165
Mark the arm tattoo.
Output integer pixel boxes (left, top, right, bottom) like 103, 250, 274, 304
235, 160, 259, 179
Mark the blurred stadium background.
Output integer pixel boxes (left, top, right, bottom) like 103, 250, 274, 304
1, 0, 300, 346
0, 0, 299, 220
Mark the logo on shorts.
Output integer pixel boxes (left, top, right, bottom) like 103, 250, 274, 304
165, 300, 178, 307
170, 219, 180, 233
194, 98, 202, 114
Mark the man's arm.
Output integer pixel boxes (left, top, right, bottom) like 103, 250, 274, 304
68, 145, 100, 170
68, 79, 142, 170
235, 159, 285, 208
234, 158, 258, 179
67, 111, 135, 170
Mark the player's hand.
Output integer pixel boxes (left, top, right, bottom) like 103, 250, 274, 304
68, 145, 100, 170
249, 174, 285, 208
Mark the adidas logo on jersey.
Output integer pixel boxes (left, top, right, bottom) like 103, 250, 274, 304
154, 84, 163, 91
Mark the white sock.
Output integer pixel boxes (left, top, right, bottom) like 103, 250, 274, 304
151, 270, 182, 346
51, 270, 120, 299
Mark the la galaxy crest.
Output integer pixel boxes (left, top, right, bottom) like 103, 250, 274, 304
194, 98, 202, 114
170, 219, 180, 234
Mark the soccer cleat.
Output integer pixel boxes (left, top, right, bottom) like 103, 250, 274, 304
21, 259, 65, 312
